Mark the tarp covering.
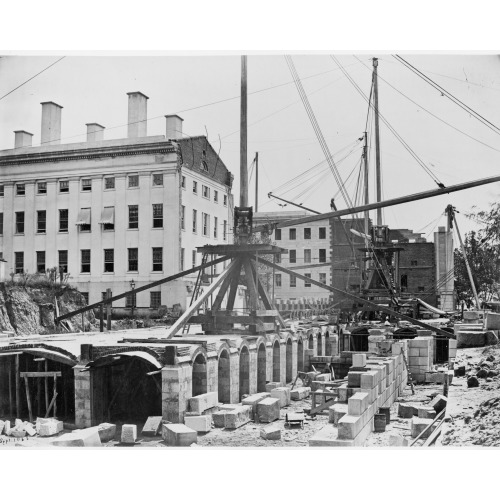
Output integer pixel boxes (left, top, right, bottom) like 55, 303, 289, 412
99, 206, 115, 225
417, 298, 447, 316
75, 208, 91, 225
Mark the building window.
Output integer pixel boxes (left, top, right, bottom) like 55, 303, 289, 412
193, 181, 198, 194
202, 213, 209, 236
290, 276, 297, 288
104, 249, 114, 273
289, 228, 296, 240
37, 210, 46, 234
153, 173, 163, 186
104, 177, 115, 190
304, 228, 311, 239
223, 194, 227, 206
275, 228, 281, 240
0, 213, 3, 235
150, 291, 161, 309
401, 274, 408, 289
181, 205, 185, 230
192, 250, 197, 268
81, 179, 92, 192
128, 248, 138, 272
304, 273, 311, 287
223, 220, 227, 241
192, 209, 198, 233
81, 292, 89, 305
59, 209, 68, 232
418, 286, 425, 292
152, 204, 163, 228
152, 247, 163, 271
81, 249, 91, 273
214, 216, 218, 239
58, 250, 68, 274
15, 212, 24, 234
304, 249, 311, 263
214, 190, 218, 203
59, 180, 69, 193
101, 207, 115, 231
319, 273, 326, 284
201, 151, 209, 172
319, 227, 326, 239
36, 251, 46, 273
37, 182, 47, 194
275, 253, 281, 264
275, 274, 282, 287
128, 175, 139, 188
289, 249, 296, 264
181, 176, 186, 189
319, 249, 327, 263
0, 185, 4, 197
202, 185, 210, 198
16, 184, 25, 196
15, 252, 24, 274
180, 248, 185, 271
411, 260, 418, 266
77, 208, 91, 232
128, 205, 138, 229
126, 293, 136, 309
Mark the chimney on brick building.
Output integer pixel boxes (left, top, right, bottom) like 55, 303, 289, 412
86, 123, 105, 142
165, 114, 184, 140
14, 130, 33, 148
127, 91, 148, 138
41, 101, 63, 145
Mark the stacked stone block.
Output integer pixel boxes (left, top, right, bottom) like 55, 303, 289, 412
407, 337, 432, 383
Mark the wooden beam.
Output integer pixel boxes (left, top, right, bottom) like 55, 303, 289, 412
225, 261, 243, 312
15, 354, 20, 419
20, 371, 62, 378
23, 375, 33, 422
166, 260, 238, 339
8, 357, 13, 417
44, 360, 49, 415
211, 259, 240, 312
44, 390, 58, 419
243, 258, 259, 311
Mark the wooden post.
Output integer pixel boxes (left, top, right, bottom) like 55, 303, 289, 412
106, 288, 112, 331
100, 305, 104, 332
15, 354, 20, 418
53, 373, 57, 417
44, 359, 49, 413
81, 312, 85, 332
373, 57, 382, 226
8, 357, 13, 417
240, 55, 248, 207
255, 151, 259, 211
23, 375, 33, 422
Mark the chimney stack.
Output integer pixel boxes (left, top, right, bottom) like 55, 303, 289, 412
165, 115, 184, 140
127, 92, 148, 138
86, 123, 105, 142
41, 101, 63, 145
14, 130, 33, 148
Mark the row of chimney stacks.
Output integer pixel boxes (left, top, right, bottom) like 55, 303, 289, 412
12, 92, 184, 148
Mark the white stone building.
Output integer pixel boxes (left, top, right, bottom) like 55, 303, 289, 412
0, 92, 234, 312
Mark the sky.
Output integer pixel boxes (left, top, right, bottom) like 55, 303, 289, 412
1, 53, 500, 240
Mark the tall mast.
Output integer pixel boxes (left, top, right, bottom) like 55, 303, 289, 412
373, 57, 382, 226
363, 131, 369, 236
240, 55, 248, 207
255, 151, 259, 212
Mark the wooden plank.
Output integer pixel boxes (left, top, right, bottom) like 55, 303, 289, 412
44, 390, 58, 419
309, 393, 338, 416
23, 375, 33, 422
20, 371, 62, 378
44, 360, 49, 414
106, 288, 112, 331
15, 354, 20, 419
53, 374, 57, 417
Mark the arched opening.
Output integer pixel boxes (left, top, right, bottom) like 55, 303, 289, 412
272, 340, 281, 383
218, 350, 230, 403
325, 330, 331, 356
317, 332, 323, 356
91, 353, 162, 425
257, 343, 267, 392
308, 334, 314, 350
286, 338, 293, 383
297, 338, 304, 372
239, 346, 250, 400
0, 352, 75, 423
192, 353, 208, 397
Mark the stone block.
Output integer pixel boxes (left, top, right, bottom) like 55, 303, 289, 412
338, 414, 363, 440
97, 423, 116, 442
52, 428, 102, 447
242, 392, 271, 417
455, 365, 466, 377
3, 421, 10, 435
398, 403, 415, 419
291, 387, 311, 400
184, 415, 212, 433
162, 423, 197, 446
456, 331, 485, 348
347, 392, 369, 416
360, 371, 378, 389
188, 392, 218, 414
389, 434, 409, 447
24, 423, 36, 437
225, 406, 252, 429
0, 420, 5, 435
429, 394, 448, 414
37, 418, 64, 437
257, 397, 281, 423
392, 343, 402, 355
265, 382, 281, 392
347, 371, 363, 388
260, 425, 281, 440
212, 411, 228, 428
314, 373, 331, 383
142, 416, 163, 436
417, 407, 437, 419
411, 417, 436, 439
121, 424, 137, 444
270, 387, 291, 408
308, 425, 341, 446
329, 403, 348, 425
463, 310, 480, 321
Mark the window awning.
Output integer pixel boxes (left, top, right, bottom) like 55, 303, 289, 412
99, 206, 115, 225
75, 208, 91, 225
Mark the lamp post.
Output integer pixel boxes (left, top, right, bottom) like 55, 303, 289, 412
130, 278, 136, 321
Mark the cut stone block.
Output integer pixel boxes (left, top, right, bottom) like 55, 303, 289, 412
224, 405, 252, 429
212, 411, 228, 428
291, 387, 311, 400
3, 421, 10, 435
188, 392, 218, 414
389, 434, 409, 447
242, 392, 271, 417
265, 382, 281, 392
411, 417, 436, 439
52, 428, 102, 447
456, 331, 485, 348
429, 394, 448, 414
398, 403, 415, 419
162, 423, 197, 447
260, 424, 281, 440
338, 414, 363, 440
315, 373, 331, 382
270, 387, 291, 408
142, 416, 163, 436
309, 425, 340, 446
121, 424, 137, 444
25, 423, 36, 437
257, 397, 281, 423
184, 415, 212, 433
0, 420, 4, 435
347, 371, 363, 388
360, 371, 379, 390
347, 392, 369, 416
97, 423, 116, 442
352, 353, 367, 368
329, 403, 348, 426
417, 407, 437, 419
38, 418, 64, 437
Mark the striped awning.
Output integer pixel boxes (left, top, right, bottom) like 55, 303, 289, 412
75, 208, 91, 225
99, 206, 115, 225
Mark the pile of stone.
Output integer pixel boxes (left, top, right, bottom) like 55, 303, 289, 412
0, 417, 65, 438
